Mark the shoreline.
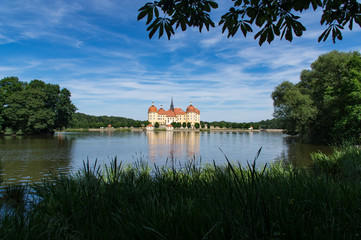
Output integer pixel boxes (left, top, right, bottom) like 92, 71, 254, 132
62, 128, 284, 133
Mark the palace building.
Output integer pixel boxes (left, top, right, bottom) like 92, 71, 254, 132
148, 99, 200, 128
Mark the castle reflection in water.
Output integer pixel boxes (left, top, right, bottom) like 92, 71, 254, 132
146, 131, 200, 163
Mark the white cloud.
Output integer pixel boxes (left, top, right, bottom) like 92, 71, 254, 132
1, 0, 360, 122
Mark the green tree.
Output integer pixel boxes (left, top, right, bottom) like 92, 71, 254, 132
25, 83, 56, 134
138, 0, 361, 45
155, 122, 160, 128
3, 91, 28, 133
187, 122, 191, 129
171, 122, 177, 128
0, 90, 4, 132
55, 88, 77, 130
272, 81, 316, 136
0, 76, 27, 133
0, 77, 26, 98
272, 51, 361, 143
133, 121, 141, 127
194, 122, 200, 129
1, 77, 76, 135
182, 122, 186, 128
176, 122, 181, 128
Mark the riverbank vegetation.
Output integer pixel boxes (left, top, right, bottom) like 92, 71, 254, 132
202, 118, 283, 130
71, 112, 282, 130
71, 112, 148, 129
272, 51, 361, 144
0, 77, 76, 135
1, 145, 361, 239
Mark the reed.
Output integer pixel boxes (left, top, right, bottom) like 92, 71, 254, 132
1, 146, 361, 239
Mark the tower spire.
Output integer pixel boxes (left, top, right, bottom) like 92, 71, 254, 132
170, 97, 174, 111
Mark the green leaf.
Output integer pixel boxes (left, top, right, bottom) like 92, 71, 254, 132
147, 19, 159, 31
204, 3, 211, 12
221, 22, 228, 33
137, 10, 148, 21
154, 7, 159, 18
240, 23, 246, 37
181, 22, 187, 31
336, 28, 343, 40
149, 22, 160, 39
259, 29, 267, 45
146, 10, 154, 24
318, 27, 331, 42
165, 24, 172, 40
285, 28, 293, 41
354, 15, 361, 26
159, 22, 164, 38
234, 0, 243, 6
254, 29, 262, 39
267, 27, 274, 43
273, 24, 280, 36
208, 1, 218, 9
349, 18, 353, 30
247, 7, 256, 19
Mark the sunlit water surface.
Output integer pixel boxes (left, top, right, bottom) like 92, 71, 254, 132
0, 131, 332, 184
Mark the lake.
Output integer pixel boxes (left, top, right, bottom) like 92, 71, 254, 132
0, 131, 332, 184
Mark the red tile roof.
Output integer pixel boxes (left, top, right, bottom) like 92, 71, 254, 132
186, 105, 196, 113
165, 110, 176, 117
148, 105, 157, 113
158, 108, 166, 114
174, 108, 185, 115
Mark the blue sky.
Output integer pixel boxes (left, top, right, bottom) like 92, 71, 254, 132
1, 0, 360, 122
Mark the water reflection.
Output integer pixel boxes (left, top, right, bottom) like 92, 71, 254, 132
0, 134, 74, 184
279, 137, 334, 167
0, 131, 334, 184
147, 131, 200, 163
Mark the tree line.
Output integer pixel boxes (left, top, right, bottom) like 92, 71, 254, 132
151, 118, 282, 129
71, 113, 148, 129
204, 119, 283, 129
272, 50, 361, 144
71, 114, 282, 130
0, 77, 76, 135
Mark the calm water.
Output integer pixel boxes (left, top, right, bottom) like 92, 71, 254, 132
0, 131, 332, 184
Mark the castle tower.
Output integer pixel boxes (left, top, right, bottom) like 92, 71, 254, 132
170, 97, 174, 112
148, 102, 158, 125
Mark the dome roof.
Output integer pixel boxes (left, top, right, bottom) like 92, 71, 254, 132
148, 102, 157, 113
158, 108, 165, 114
186, 102, 196, 113
195, 108, 200, 114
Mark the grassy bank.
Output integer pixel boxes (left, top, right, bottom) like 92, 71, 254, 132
1, 146, 361, 239
62, 128, 133, 132
62, 128, 90, 132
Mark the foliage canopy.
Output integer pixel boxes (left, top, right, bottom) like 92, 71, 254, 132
272, 51, 361, 143
71, 113, 148, 128
0, 77, 77, 135
138, 0, 361, 45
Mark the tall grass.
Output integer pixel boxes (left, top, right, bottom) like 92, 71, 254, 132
1, 146, 361, 239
